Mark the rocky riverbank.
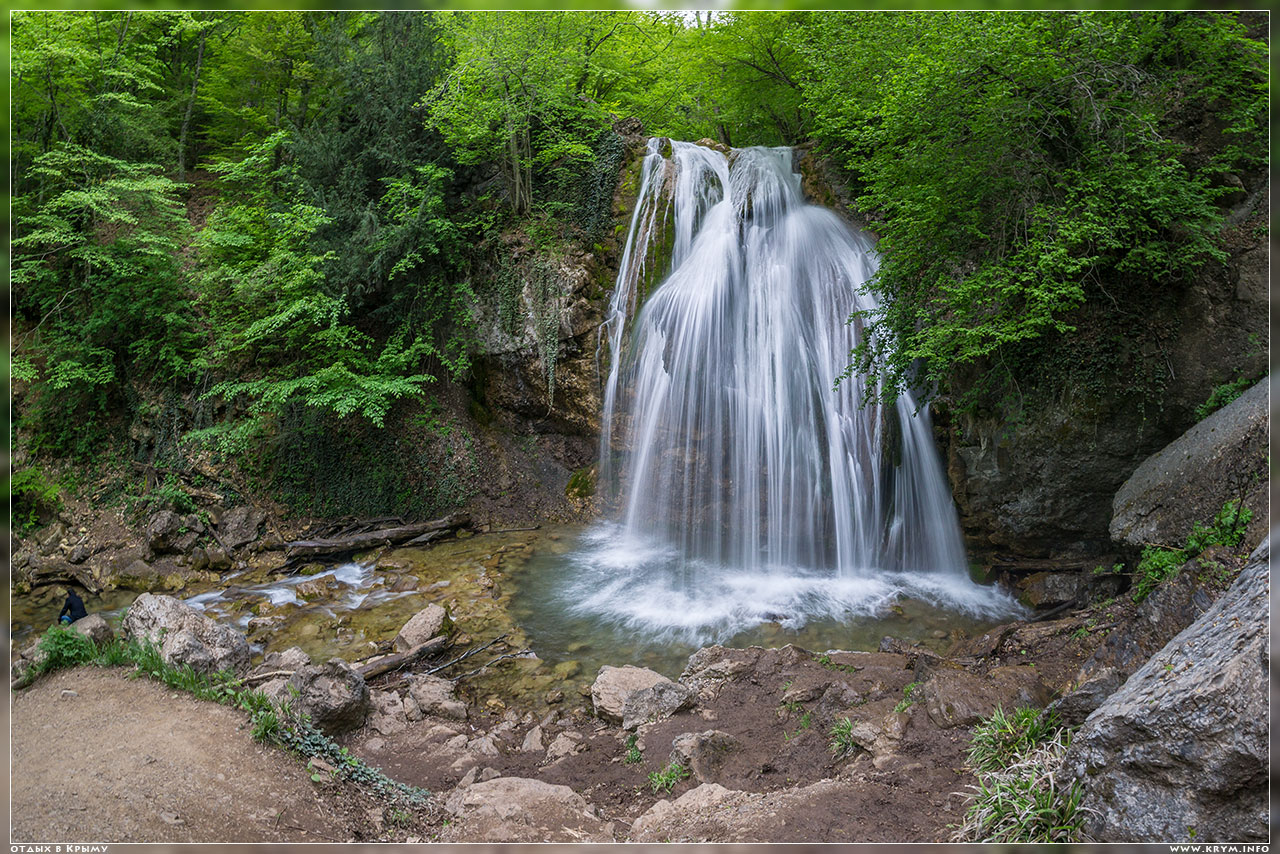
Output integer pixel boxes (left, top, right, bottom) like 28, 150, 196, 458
12, 529, 1265, 843
11, 370, 1269, 844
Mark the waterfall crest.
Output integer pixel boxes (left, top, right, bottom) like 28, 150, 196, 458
565, 139, 1015, 640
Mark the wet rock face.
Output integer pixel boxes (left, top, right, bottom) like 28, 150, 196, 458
1110, 377, 1267, 553
122, 592, 250, 676
1061, 556, 1268, 842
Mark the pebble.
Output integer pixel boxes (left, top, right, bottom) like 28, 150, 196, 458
59, 689, 78, 699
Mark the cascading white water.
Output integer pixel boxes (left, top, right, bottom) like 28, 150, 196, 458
561, 139, 1016, 642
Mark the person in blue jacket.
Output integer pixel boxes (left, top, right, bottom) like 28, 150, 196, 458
59, 589, 88, 625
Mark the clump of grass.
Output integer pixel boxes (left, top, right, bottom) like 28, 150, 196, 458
648, 761, 690, 794
893, 681, 922, 713
955, 706, 1090, 843
829, 717, 859, 758
967, 706, 1059, 772
955, 732, 1089, 842
623, 733, 643, 765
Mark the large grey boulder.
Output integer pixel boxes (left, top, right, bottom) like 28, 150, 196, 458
1110, 378, 1267, 550
70, 614, 115, 647
122, 593, 250, 676
218, 505, 267, 550
1060, 556, 1268, 842
591, 665, 692, 730
1049, 563, 1214, 726
440, 777, 613, 842
285, 658, 371, 736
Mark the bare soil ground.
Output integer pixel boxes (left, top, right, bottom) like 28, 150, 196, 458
10, 667, 426, 843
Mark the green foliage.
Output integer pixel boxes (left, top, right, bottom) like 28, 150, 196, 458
623, 733, 643, 765
130, 474, 198, 516
268, 402, 478, 519
798, 12, 1267, 405
12, 467, 64, 532
648, 761, 691, 794
967, 706, 1059, 773
1194, 374, 1257, 421
957, 715, 1087, 844
34, 625, 99, 675
893, 681, 922, 714
1132, 500, 1252, 601
828, 717, 859, 759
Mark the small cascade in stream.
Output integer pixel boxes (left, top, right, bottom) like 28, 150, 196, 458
558, 138, 1017, 642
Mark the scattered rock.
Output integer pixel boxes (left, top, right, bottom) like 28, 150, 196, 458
407, 674, 468, 721
591, 665, 692, 729
441, 777, 613, 842
1018, 570, 1086, 609
393, 604, 453, 652
1047, 666, 1123, 728
250, 646, 312, 677
680, 646, 762, 698
146, 510, 186, 554
367, 690, 408, 736
1061, 557, 1268, 842
122, 593, 251, 676
629, 783, 745, 842
521, 725, 545, 753
545, 732, 585, 761
286, 658, 371, 736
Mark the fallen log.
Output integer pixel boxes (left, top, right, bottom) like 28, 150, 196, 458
357, 635, 449, 680
284, 512, 471, 561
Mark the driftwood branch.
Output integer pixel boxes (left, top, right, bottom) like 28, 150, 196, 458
237, 670, 296, 686
453, 649, 533, 682
423, 634, 509, 676
356, 636, 449, 680
284, 513, 471, 561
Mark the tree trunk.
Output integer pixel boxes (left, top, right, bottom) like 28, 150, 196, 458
284, 512, 472, 560
177, 29, 207, 182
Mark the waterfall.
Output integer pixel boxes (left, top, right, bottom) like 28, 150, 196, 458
565, 139, 1015, 641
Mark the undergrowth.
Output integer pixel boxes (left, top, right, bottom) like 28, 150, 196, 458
648, 761, 690, 794
1132, 499, 1252, 601
954, 706, 1089, 843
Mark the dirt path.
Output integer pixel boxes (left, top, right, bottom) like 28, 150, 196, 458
11, 667, 345, 843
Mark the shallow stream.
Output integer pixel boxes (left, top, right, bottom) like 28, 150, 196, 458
12, 526, 1018, 709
